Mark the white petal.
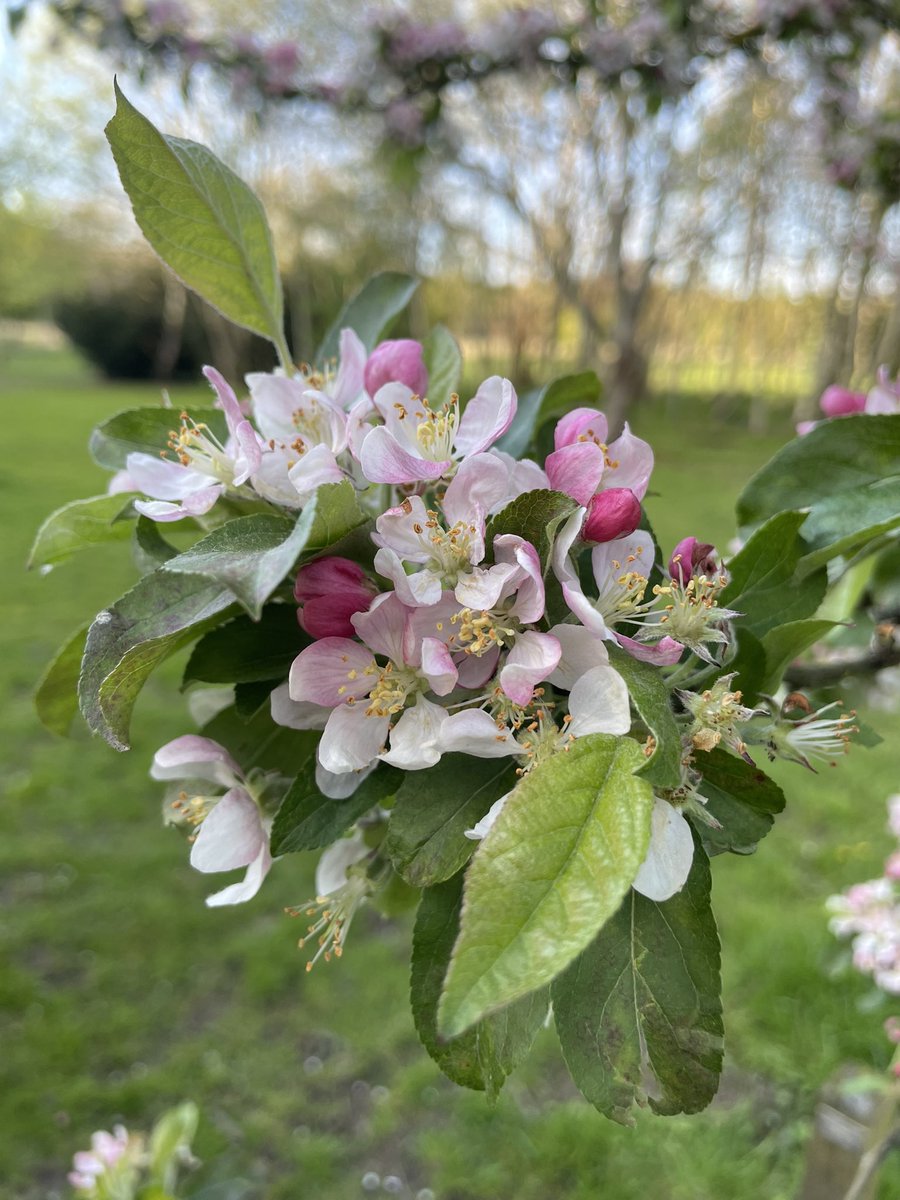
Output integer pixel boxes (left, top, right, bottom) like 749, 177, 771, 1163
439, 709, 520, 758
190, 788, 266, 873
315, 832, 368, 896
315, 759, 376, 799
499, 631, 561, 707
270, 682, 329, 731
318, 704, 390, 774
547, 624, 610, 690
464, 793, 511, 840
205, 841, 272, 907
151, 735, 242, 788
567, 665, 631, 738
632, 800, 694, 902
381, 696, 447, 770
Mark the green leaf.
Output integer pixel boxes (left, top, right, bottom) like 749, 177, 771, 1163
233, 680, 279, 720
35, 624, 89, 737
79, 571, 236, 750
89, 405, 227, 471
270, 763, 402, 855
28, 494, 137, 569
385, 756, 518, 888
496, 371, 601, 460
412, 872, 548, 1097
553, 843, 723, 1125
133, 515, 179, 572
317, 272, 418, 363
484, 489, 578, 575
148, 1101, 198, 1192
797, 477, 900, 573
163, 482, 366, 619
423, 324, 462, 405
184, 605, 306, 686
607, 644, 682, 791
725, 627, 767, 702
202, 703, 318, 776
759, 618, 838, 693
720, 511, 826, 637
694, 748, 785, 856
106, 84, 285, 352
438, 735, 654, 1038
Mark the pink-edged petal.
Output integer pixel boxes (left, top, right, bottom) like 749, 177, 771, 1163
352, 591, 412, 663
108, 468, 136, 495
493, 535, 544, 623
632, 800, 694, 902
546, 623, 610, 690
333, 327, 367, 408
347, 394, 377, 460
382, 695, 447, 769
125, 451, 213, 501
359, 424, 450, 485
439, 709, 520, 758
561, 580, 613, 640
318, 704, 390, 774
374, 495, 433, 561
454, 375, 517, 456
820, 384, 866, 417
151, 734, 242, 787
420, 636, 458, 696
499, 631, 561, 706
453, 561, 519, 611
442, 452, 510, 525
551, 508, 585, 583
315, 832, 368, 896
553, 406, 608, 450
289, 638, 375, 707
567, 665, 631, 738
603, 423, 653, 500
616, 633, 684, 665
230, 419, 263, 486
454, 644, 500, 688
270, 682, 329, 731
190, 787, 265, 872
374, 547, 443, 607
545, 441, 605, 505
464, 793, 511, 840
315, 758, 376, 799
505, 454, 550, 500
203, 365, 244, 433
205, 840, 273, 907
288, 444, 345, 501
134, 490, 223, 523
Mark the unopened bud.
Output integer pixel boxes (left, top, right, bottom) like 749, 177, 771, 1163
364, 339, 428, 397
582, 488, 641, 544
294, 556, 375, 639
819, 384, 866, 418
668, 536, 718, 583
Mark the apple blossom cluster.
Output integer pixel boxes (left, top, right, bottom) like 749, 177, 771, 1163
67, 1104, 198, 1198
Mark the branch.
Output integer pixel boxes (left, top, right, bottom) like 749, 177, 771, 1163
784, 629, 900, 688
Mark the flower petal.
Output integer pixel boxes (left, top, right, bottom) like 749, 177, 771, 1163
288, 443, 345, 501
615, 633, 684, 665
499, 631, 561, 706
151, 735, 242, 787
289, 638, 376, 707
442, 452, 510, 525
632, 800, 694, 902
318, 704, 390, 774
333, 327, 367, 408
270, 682, 329, 731
190, 787, 265, 873
545, 441, 605, 505
439, 709, 520, 758
359, 425, 450, 485
315, 759, 376, 799
382, 695, 447, 769
464, 793, 511, 840
546, 623, 610, 690
553, 406, 608, 450
374, 547, 443, 608
603, 423, 653, 500
315, 831, 368, 896
352, 591, 412, 663
205, 840, 273, 907
454, 376, 517, 456
567, 665, 631, 738
419, 636, 458, 695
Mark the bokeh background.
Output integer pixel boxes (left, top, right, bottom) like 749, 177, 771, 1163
2, 2, 900, 1197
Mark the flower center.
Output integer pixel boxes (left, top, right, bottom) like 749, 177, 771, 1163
450, 606, 519, 656
167, 412, 233, 480
411, 394, 459, 461
364, 661, 419, 717
291, 395, 336, 449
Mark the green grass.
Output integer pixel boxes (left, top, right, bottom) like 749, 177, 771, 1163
1, 344, 898, 1199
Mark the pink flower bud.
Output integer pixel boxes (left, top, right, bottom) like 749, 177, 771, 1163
819, 385, 866, 418
364, 339, 429, 397
582, 488, 641, 544
294, 557, 376, 639
669, 537, 718, 583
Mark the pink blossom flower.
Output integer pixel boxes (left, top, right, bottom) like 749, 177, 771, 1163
866, 366, 900, 415
544, 408, 653, 506
364, 338, 429, 397
294, 557, 377, 639
68, 1124, 139, 1193
373, 494, 486, 608
151, 736, 272, 906
358, 376, 516, 484
820, 384, 866, 417
668, 536, 719, 584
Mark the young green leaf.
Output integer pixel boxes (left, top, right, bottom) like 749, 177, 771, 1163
797, 477, 900, 573
35, 623, 89, 737
412, 872, 549, 1097
271, 763, 402, 855
106, 83, 287, 357
79, 571, 236, 750
385, 756, 518, 888
423, 324, 462, 405
28, 494, 137, 569
759, 618, 838, 693
694, 748, 785, 856
720, 511, 827, 637
496, 371, 601, 460
607, 644, 682, 791
437, 735, 654, 1038
553, 844, 723, 1125
316, 272, 418, 363
89, 405, 227, 471
184, 605, 306, 686
484, 489, 577, 575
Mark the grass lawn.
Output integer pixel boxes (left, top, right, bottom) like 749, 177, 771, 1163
1, 342, 898, 1199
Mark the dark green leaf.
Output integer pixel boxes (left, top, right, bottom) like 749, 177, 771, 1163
607, 643, 682, 791
485, 489, 577, 576
423, 324, 462, 405
438, 735, 654, 1038
89, 405, 227, 471
720, 511, 827, 637
553, 843, 723, 1124
202, 703, 318, 776
385, 756, 518, 888
133, 516, 179, 571
234, 680, 279, 720
412, 872, 548, 1097
106, 84, 285, 349
760, 618, 838, 693
28, 494, 137, 569
694, 748, 785, 856
163, 482, 365, 619
496, 371, 601, 460
79, 571, 236, 750
317, 272, 418, 363
184, 605, 305, 685
270, 763, 402, 855
34, 624, 89, 737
